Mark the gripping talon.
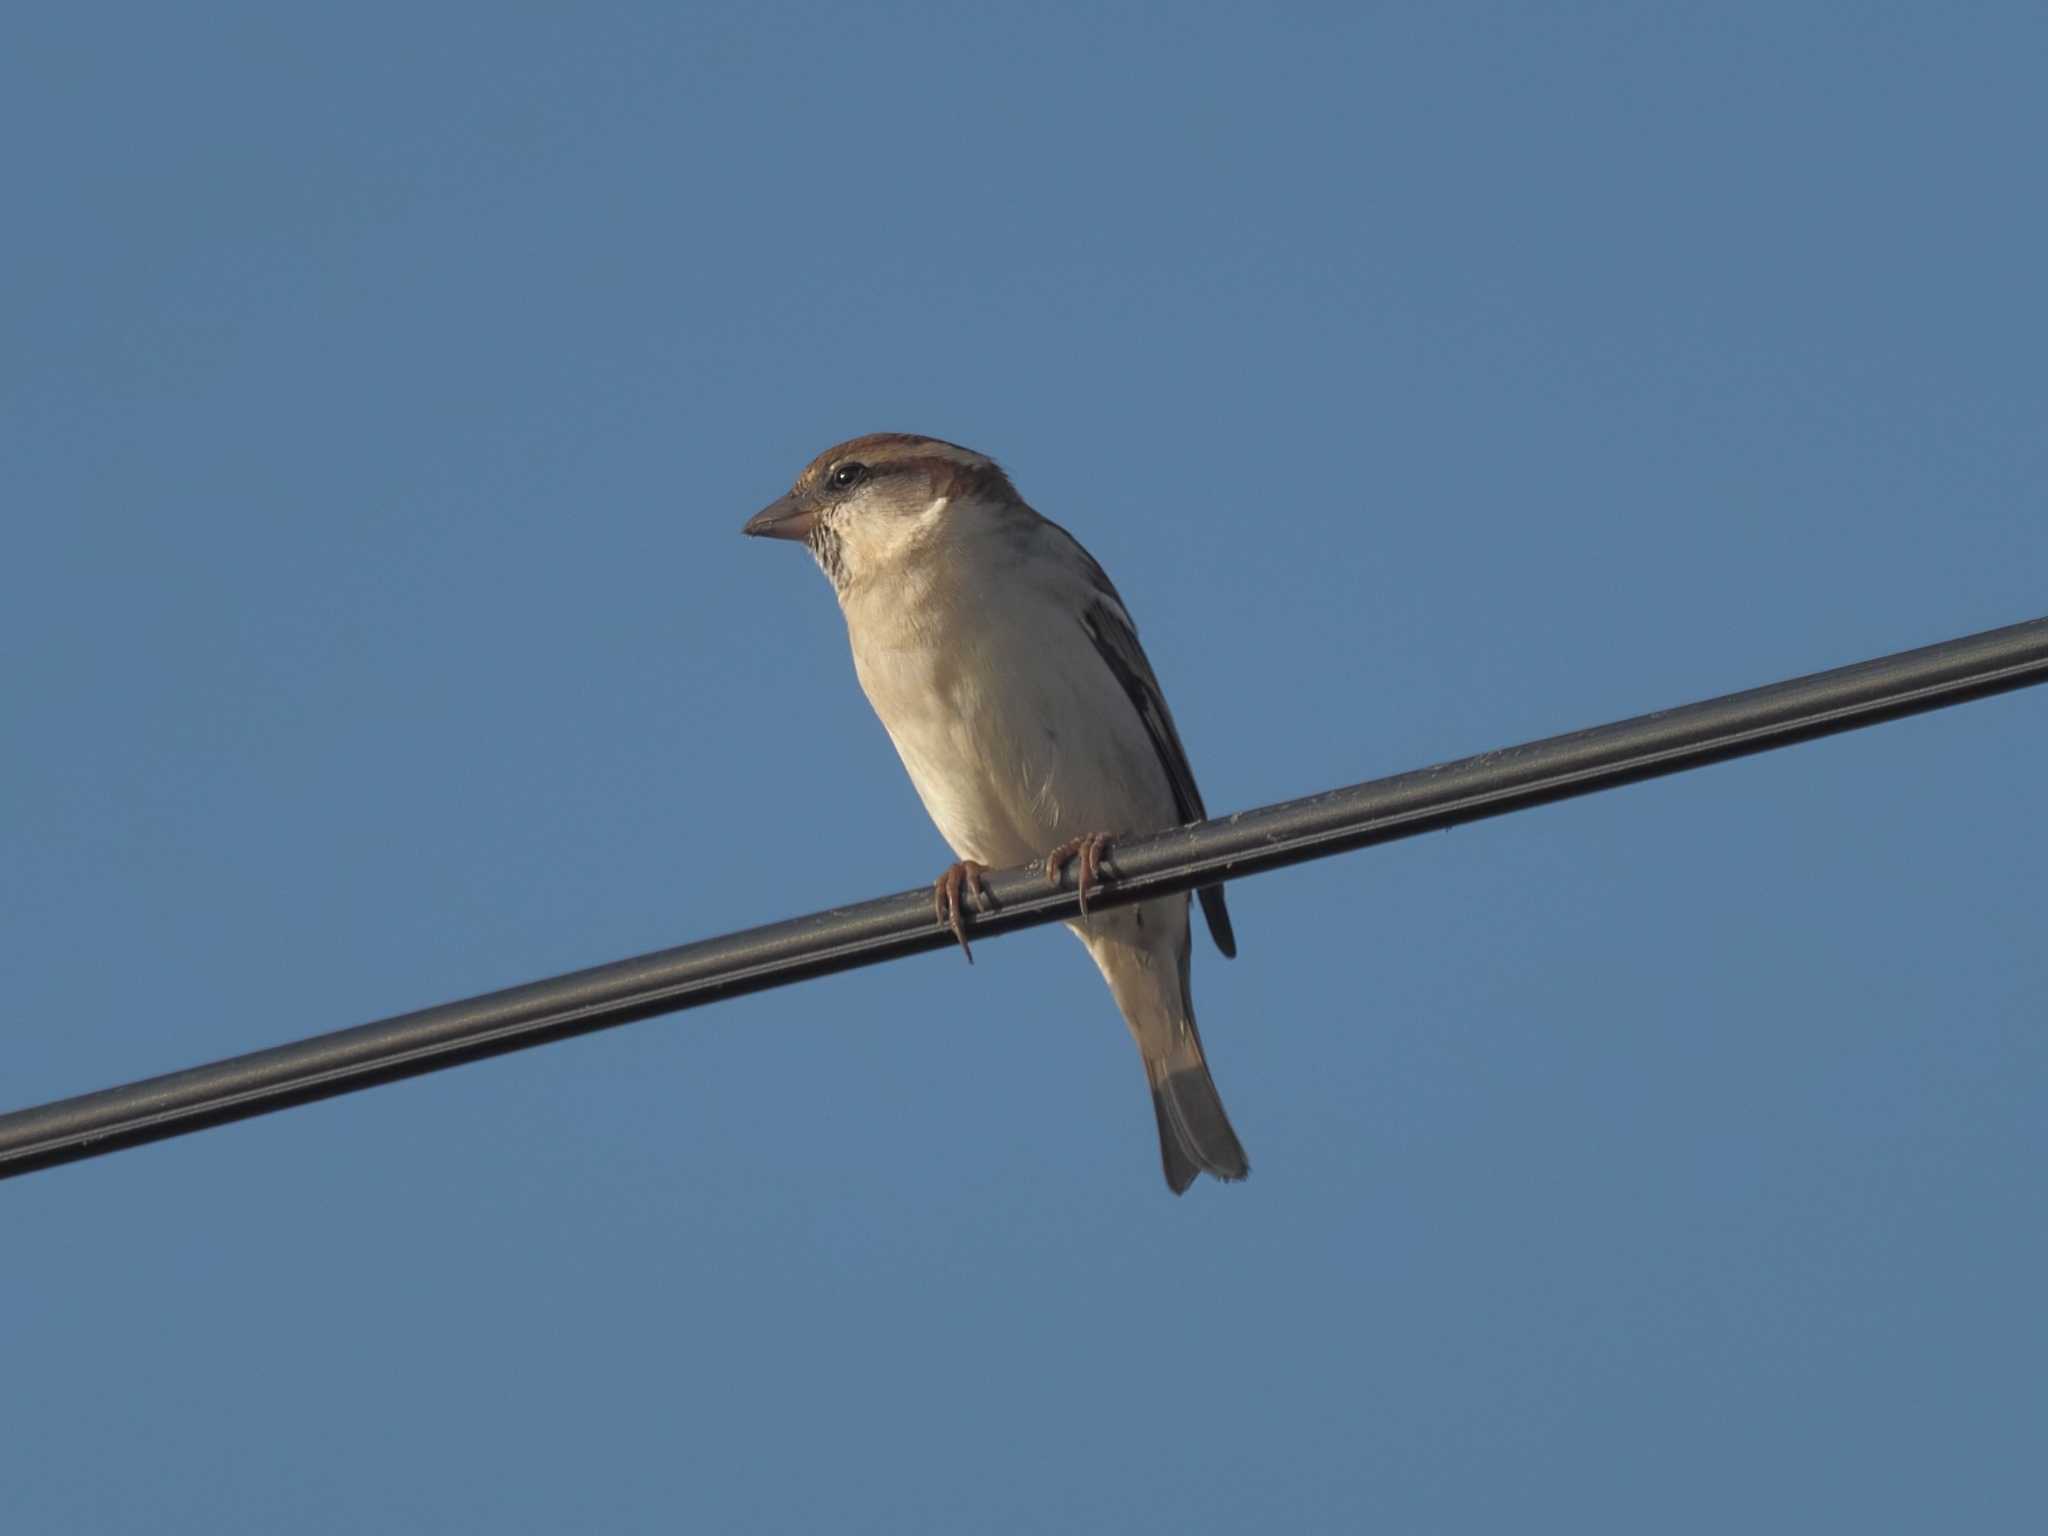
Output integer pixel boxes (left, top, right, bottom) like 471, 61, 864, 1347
932, 860, 991, 963
1043, 832, 1115, 924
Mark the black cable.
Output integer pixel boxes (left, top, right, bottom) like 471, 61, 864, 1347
4, 615, 2044, 1180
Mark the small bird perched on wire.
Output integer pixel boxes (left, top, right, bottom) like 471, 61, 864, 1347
743, 433, 1248, 1193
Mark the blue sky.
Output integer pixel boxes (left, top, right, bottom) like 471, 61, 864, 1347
4, 3, 2044, 1530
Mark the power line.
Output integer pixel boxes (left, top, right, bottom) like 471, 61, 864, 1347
3, 615, 2044, 1181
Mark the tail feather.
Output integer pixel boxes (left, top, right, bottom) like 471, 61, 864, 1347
1149, 1080, 1203, 1195
1148, 1048, 1249, 1194
1079, 899, 1250, 1195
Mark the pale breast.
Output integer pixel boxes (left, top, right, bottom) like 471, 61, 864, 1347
845, 577, 1179, 868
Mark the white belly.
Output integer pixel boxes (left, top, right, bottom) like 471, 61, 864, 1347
845, 585, 1178, 869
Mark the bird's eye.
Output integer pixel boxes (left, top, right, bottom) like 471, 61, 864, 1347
829, 462, 868, 490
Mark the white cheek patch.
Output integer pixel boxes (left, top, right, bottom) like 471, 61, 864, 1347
826, 491, 958, 585
871, 496, 951, 556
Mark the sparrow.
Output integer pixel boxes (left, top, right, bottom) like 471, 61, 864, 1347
743, 433, 1248, 1194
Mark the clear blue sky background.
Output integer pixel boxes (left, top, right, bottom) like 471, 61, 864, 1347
5, 4, 2043, 1531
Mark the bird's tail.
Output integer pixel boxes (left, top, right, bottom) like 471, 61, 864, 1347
1082, 902, 1250, 1194
1146, 1027, 1249, 1195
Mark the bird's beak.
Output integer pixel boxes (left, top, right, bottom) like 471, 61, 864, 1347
742, 493, 818, 541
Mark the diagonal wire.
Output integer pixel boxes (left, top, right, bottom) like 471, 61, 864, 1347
3, 615, 2044, 1181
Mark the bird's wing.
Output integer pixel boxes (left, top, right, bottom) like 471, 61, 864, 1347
1044, 520, 1238, 959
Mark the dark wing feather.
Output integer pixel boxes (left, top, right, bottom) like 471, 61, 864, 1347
1050, 523, 1237, 959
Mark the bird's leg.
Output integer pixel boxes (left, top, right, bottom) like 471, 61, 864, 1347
1044, 832, 1115, 925
932, 859, 992, 963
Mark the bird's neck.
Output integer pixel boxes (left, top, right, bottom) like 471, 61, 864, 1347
833, 498, 1009, 644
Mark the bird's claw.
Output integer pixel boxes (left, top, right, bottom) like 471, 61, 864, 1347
932, 860, 992, 963
1044, 832, 1115, 925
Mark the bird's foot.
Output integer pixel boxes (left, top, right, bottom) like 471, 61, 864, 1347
932, 860, 992, 963
1044, 832, 1116, 925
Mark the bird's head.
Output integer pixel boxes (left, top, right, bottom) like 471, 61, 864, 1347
742, 433, 1021, 591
